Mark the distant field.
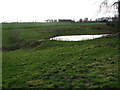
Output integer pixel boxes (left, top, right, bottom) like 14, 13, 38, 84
2, 22, 119, 88
2, 22, 106, 28
2, 22, 118, 47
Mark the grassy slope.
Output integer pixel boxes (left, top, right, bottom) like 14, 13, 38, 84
2, 22, 117, 47
2, 22, 119, 88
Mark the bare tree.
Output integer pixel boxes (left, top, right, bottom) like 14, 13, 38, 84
99, 0, 120, 28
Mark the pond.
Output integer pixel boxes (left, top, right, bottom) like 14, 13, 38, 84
50, 34, 109, 41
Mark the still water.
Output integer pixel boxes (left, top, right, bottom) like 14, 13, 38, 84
50, 34, 109, 41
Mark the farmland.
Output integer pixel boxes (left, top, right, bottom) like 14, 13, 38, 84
2, 22, 119, 88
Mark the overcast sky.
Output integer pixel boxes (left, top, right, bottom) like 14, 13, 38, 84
0, 0, 118, 22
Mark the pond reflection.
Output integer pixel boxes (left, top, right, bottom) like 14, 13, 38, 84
50, 34, 109, 41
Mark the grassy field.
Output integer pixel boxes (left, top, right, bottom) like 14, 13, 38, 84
2, 22, 119, 88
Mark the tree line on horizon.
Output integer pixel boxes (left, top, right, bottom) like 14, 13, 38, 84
44, 16, 117, 23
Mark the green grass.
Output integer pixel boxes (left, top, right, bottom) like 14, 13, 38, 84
2, 22, 119, 88
2, 22, 118, 47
